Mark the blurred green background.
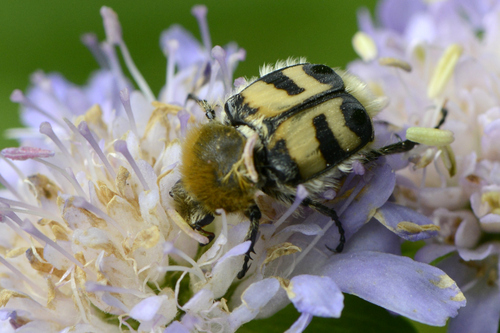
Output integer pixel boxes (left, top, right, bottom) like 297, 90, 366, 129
0, 0, 375, 148
0, 1, 447, 332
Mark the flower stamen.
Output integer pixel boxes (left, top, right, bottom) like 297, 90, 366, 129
101, 42, 129, 92
192, 5, 212, 54
101, 7, 155, 102
5, 211, 85, 269
101, 293, 130, 312
378, 57, 412, 72
39, 122, 77, 168
81, 33, 110, 69
70, 269, 89, 323
114, 140, 150, 191
178, 109, 190, 137
0, 205, 61, 222
55, 266, 74, 287
274, 185, 308, 229
86, 281, 147, 297
10, 90, 66, 128
0, 174, 23, 201
0, 197, 54, 217
0, 255, 40, 291
0, 154, 25, 180
0, 207, 31, 244
119, 88, 138, 138
164, 39, 179, 103
64, 118, 98, 181
78, 121, 117, 180
32, 157, 87, 198
212, 46, 231, 94
174, 271, 188, 309
228, 48, 246, 75
163, 242, 206, 282
206, 61, 221, 102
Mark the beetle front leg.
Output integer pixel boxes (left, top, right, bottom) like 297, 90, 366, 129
192, 214, 216, 244
186, 93, 216, 120
237, 204, 261, 279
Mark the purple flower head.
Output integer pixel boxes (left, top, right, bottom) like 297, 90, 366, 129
351, 0, 500, 331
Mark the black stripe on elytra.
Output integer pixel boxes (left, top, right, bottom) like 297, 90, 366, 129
266, 139, 302, 184
312, 113, 346, 166
340, 94, 374, 143
224, 93, 259, 125
265, 92, 348, 134
303, 64, 344, 89
265, 65, 347, 128
260, 70, 305, 95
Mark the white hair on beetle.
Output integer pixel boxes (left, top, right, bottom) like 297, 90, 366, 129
335, 69, 387, 118
233, 57, 309, 95
229, 61, 386, 134
259, 57, 308, 76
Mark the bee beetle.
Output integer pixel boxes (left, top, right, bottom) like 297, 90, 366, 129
171, 61, 444, 279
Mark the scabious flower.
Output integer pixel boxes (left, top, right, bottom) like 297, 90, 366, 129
0, 5, 464, 333
349, 0, 500, 332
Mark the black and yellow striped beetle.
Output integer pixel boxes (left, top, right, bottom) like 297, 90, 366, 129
171, 60, 443, 279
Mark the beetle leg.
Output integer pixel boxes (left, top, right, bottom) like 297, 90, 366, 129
186, 93, 216, 120
366, 107, 448, 162
302, 198, 345, 253
192, 214, 215, 243
237, 204, 261, 279
366, 139, 417, 161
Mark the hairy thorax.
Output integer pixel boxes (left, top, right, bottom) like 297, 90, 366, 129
180, 122, 258, 213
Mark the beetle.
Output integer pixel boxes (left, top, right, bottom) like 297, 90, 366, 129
171, 61, 444, 278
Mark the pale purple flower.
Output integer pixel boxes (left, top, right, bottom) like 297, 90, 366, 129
350, 0, 500, 332
0, 4, 464, 333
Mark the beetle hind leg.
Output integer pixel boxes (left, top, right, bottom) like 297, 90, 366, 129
366, 107, 448, 162
237, 204, 262, 279
302, 198, 345, 253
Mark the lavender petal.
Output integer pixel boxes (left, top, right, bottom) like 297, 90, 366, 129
321, 251, 465, 326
